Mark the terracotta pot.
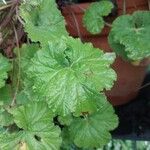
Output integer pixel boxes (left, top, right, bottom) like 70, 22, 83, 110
62, 0, 149, 105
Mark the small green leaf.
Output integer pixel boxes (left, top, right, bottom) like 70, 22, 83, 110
83, 1, 113, 34
0, 54, 11, 88
5, 101, 62, 150
69, 101, 118, 149
109, 11, 150, 61
20, 0, 68, 45
27, 37, 116, 116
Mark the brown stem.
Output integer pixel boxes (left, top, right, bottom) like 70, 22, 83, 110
148, 0, 150, 10
0, 1, 17, 28
69, 6, 83, 41
11, 23, 20, 107
123, 0, 126, 15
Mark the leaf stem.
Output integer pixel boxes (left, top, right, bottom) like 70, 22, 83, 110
123, 0, 126, 15
148, 0, 150, 10
0, 3, 12, 11
11, 23, 21, 107
69, 6, 83, 41
105, 22, 112, 28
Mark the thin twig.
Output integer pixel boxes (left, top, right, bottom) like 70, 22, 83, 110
15, 5, 24, 25
69, 7, 82, 41
148, 0, 150, 10
0, 1, 17, 28
137, 82, 150, 91
123, 0, 126, 15
105, 22, 112, 28
0, 3, 12, 11
11, 23, 21, 107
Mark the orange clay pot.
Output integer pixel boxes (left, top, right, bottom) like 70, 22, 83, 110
62, 0, 149, 105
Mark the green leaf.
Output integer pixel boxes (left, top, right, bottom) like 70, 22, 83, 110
83, 1, 113, 34
69, 101, 118, 149
109, 11, 150, 61
108, 32, 129, 61
27, 37, 116, 116
60, 127, 75, 150
0, 54, 11, 88
20, 0, 68, 45
0, 132, 23, 150
13, 43, 39, 86
0, 110, 13, 126
58, 114, 73, 126
1, 101, 62, 150
0, 85, 13, 126
0, 85, 12, 106
15, 44, 39, 72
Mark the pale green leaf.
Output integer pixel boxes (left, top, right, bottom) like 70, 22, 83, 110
69, 101, 118, 148
27, 37, 116, 116
4, 101, 62, 150
0, 132, 23, 150
0, 54, 11, 88
83, 1, 113, 34
20, 0, 68, 45
109, 11, 150, 61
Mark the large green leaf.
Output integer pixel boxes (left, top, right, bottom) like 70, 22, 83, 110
69, 100, 118, 149
0, 54, 11, 88
83, 1, 113, 34
0, 101, 62, 150
109, 11, 150, 61
27, 37, 116, 116
20, 0, 68, 46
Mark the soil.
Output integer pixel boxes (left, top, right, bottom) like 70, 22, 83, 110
112, 72, 150, 140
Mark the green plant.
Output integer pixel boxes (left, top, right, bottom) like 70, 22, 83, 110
83, 0, 150, 64
0, 0, 118, 149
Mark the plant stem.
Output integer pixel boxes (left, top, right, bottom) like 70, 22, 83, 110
148, 0, 150, 10
70, 7, 83, 41
137, 82, 150, 91
11, 23, 21, 107
105, 22, 112, 28
0, 3, 12, 11
123, 0, 126, 15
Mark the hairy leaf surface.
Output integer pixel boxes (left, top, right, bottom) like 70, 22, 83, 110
83, 1, 113, 34
109, 11, 150, 61
27, 37, 116, 116
0, 101, 62, 150
69, 100, 118, 148
20, 0, 68, 45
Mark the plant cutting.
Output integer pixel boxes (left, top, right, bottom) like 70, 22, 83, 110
0, 0, 118, 149
62, 0, 150, 105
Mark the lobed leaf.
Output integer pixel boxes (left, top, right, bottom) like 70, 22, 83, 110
0, 101, 62, 150
27, 37, 116, 116
109, 11, 150, 61
20, 0, 68, 46
83, 0, 113, 34
69, 100, 118, 148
